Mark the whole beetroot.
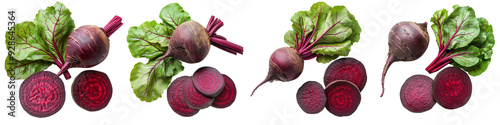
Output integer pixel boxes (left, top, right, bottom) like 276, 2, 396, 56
156, 16, 244, 63
250, 2, 362, 96
251, 47, 304, 96
381, 21, 429, 97
164, 21, 211, 63
57, 16, 123, 78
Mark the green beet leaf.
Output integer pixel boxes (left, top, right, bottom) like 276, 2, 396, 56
284, 30, 297, 48
7, 22, 53, 62
316, 54, 339, 64
442, 6, 479, 50
453, 59, 491, 76
5, 56, 52, 79
315, 5, 353, 44
451, 46, 480, 67
127, 20, 170, 59
160, 3, 191, 30
311, 40, 352, 57
34, 1, 74, 62
430, 9, 448, 47
284, 2, 361, 63
4, 2, 74, 79
130, 57, 183, 102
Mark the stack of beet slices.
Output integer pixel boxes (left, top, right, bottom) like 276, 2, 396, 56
167, 66, 237, 117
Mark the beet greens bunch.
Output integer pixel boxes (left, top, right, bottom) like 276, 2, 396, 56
426, 5, 494, 75
5, 2, 74, 79
251, 2, 361, 96
127, 3, 243, 102
5, 2, 121, 80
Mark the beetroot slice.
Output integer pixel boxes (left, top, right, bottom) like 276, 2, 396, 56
433, 67, 472, 109
400, 75, 435, 113
19, 71, 65, 118
325, 80, 361, 116
167, 76, 199, 117
72, 70, 113, 111
183, 78, 214, 109
324, 57, 367, 91
192, 67, 225, 97
212, 74, 237, 108
296, 81, 326, 114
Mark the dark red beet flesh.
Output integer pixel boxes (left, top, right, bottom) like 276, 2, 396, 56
20, 71, 65, 118
324, 57, 367, 91
183, 78, 214, 109
251, 47, 304, 96
433, 67, 472, 109
400, 75, 435, 113
296, 81, 326, 114
72, 70, 112, 111
192, 67, 224, 97
167, 76, 199, 117
381, 21, 429, 97
212, 74, 237, 108
325, 80, 361, 116
57, 16, 123, 79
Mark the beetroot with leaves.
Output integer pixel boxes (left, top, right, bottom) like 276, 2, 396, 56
381, 21, 429, 97
325, 80, 361, 116
20, 71, 65, 118
433, 67, 472, 109
296, 81, 326, 114
127, 3, 243, 102
167, 76, 199, 117
400, 75, 435, 113
4, 2, 121, 80
57, 16, 123, 78
251, 2, 362, 96
324, 57, 367, 91
72, 70, 112, 111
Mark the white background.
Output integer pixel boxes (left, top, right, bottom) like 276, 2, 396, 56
1, 0, 499, 125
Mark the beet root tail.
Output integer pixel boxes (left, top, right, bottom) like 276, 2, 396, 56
251, 76, 271, 96
381, 54, 395, 97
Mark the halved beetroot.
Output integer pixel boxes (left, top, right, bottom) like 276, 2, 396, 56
192, 67, 225, 97
400, 75, 435, 113
433, 67, 472, 109
296, 81, 326, 114
183, 77, 214, 109
19, 71, 65, 118
72, 70, 113, 111
325, 80, 361, 116
212, 74, 237, 108
324, 57, 367, 91
167, 76, 199, 117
